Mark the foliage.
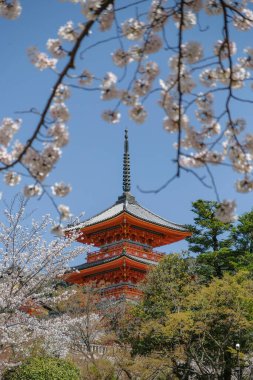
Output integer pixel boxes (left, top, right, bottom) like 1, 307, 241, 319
127, 256, 253, 379
2, 357, 80, 380
186, 200, 253, 280
231, 208, 253, 254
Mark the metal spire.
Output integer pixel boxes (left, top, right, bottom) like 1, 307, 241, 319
123, 129, 131, 193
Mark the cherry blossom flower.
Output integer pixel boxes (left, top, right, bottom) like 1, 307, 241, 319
54, 84, 71, 103
50, 103, 70, 121
204, 0, 222, 15
28, 47, 57, 71
48, 123, 69, 147
58, 204, 72, 220
23, 184, 42, 197
143, 34, 162, 54
58, 21, 79, 41
0, 118, 21, 147
133, 79, 152, 96
174, 10, 196, 30
82, 0, 103, 20
51, 182, 72, 197
233, 8, 253, 31
139, 61, 160, 80
214, 40, 237, 59
0, 0, 21, 20
99, 4, 114, 31
46, 38, 66, 58
215, 200, 237, 223
121, 18, 145, 40
101, 86, 119, 101
245, 134, 253, 154
239, 47, 253, 69
102, 110, 121, 124
4, 171, 21, 186
79, 69, 93, 86
195, 93, 214, 109
112, 49, 131, 67
120, 91, 138, 106
182, 41, 203, 64
199, 69, 217, 87
148, 2, 168, 31
226, 119, 246, 135
50, 224, 64, 236
129, 104, 147, 124
236, 176, 253, 192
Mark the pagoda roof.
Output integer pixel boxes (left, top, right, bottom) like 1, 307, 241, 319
71, 251, 158, 272
66, 193, 187, 233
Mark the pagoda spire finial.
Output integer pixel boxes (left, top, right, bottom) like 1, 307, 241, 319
123, 129, 131, 193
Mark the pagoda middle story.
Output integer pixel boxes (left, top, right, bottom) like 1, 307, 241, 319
65, 130, 190, 300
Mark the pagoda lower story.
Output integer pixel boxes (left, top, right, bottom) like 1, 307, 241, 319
64, 130, 190, 300
65, 241, 165, 300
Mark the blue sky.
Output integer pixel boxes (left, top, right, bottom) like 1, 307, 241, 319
0, 0, 253, 256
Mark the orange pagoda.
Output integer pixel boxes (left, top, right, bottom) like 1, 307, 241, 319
65, 130, 190, 300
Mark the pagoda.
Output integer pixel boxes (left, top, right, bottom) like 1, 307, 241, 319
65, 130, 190, 300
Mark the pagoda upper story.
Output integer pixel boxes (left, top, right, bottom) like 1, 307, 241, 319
65, 130, 190, 300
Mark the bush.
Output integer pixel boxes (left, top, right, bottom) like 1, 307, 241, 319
3, 356, 80, 380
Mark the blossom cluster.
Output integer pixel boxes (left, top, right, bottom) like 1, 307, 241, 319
0, 200, 86, 371
1, 0, 253, 222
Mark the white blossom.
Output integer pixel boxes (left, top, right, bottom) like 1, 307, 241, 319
120, 91, 138, 106
58, 204, 72, 220
129, 104, 147, 124
214, 40, 237, 59
23, 184, 42, 197
143, 34, 163, 54
0, 0, 21, 20
182, 41, 203, 64
102, 110, 121, 124
148, 2, 168, 31
204, 0, 222, 15
50, 103, 70, 121
54, 84, 71, 103
133, 78, 152, 96
58, 21, 79, 41
4, 171, 21, 186
0, 118, 21, 147
199, 69, 217, 87
215, 200, 237, 223
99, 4, 114, 31
28, 47, 57, 71
174, 10, 196, 29
46, 38, 66, 58
233, 8, 253, 31
48, 123, 69, 147
51, 182, 72, 197
121, 18, 145, 40
245, 134, 253, 154
139, 61, 160, 80
236, 176, 253, 192
112, 49, 131, 67
79, 69, 93, 86
82, 0, 103, 20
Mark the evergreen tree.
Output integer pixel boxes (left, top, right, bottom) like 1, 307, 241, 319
186, 200, 233, 280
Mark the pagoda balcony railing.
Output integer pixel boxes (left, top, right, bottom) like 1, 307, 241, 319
101, 284, 142, 300
87, 241, 165, 263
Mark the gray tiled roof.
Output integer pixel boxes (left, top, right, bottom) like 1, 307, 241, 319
66, 193, 187, 232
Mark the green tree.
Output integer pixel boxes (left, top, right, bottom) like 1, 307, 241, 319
3, 357, 80, 380
231, 209, 253, 254
127, 257, 253, 379
186, 200, 240, 280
